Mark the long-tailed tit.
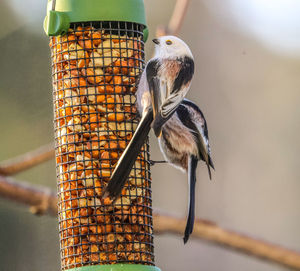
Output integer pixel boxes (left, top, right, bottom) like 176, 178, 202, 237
158, 98, 214, 243
103, 36, 194, 200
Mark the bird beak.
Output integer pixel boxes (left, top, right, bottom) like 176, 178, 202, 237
152, 38, 160, 45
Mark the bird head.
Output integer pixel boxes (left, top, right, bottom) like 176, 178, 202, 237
152, 35, 193, 59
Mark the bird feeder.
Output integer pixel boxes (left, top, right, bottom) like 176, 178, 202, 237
44, 1, 159, 270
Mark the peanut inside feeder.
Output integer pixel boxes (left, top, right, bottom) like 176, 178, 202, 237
50, 22, 153, 270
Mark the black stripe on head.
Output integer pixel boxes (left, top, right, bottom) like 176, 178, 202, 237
172, 56, 194, 94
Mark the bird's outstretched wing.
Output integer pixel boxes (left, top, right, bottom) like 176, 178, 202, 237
184, 155, 198, 244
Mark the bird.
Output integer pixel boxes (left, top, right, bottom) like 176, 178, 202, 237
102, 35, 194, 201
158, 98, 214, 243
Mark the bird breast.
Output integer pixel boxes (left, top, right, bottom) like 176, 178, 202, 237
159, 115, 198, 170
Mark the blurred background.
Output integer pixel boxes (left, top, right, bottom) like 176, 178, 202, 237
0, 0, 300, 270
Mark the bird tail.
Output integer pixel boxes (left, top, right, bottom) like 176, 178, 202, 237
207, 155, 215, 180
102, 109, 153, 201
183, 155, 198, 244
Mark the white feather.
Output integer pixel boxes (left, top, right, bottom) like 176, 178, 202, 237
154, 36, 193, 60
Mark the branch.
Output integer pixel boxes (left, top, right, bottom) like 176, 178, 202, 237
0, 143, 55, 176
0, 175, 57, 215
0, 176, 300, 270
153, 213, 300, 270
156, 0, 191, 37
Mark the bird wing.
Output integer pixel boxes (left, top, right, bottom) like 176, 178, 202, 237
146, 59, 170, 137
161, 56, 194, 119
184, 155, 198, 244
177, 101, 214, 179
146, 59, 161, 122
153, 57, 194, 137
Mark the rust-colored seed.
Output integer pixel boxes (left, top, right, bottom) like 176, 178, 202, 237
51, 23, 153, 270
91, 32, 102, 46
78, 36, 93, 50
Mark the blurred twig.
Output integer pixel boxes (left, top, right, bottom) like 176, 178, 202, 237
156, 0, 190, 37
154, 212, 300, 270
0, 143, 55, 176
0, 176, 300, 270
0, 175, 57, 215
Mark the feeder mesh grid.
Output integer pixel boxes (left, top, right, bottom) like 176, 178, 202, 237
49, 21, 154, 270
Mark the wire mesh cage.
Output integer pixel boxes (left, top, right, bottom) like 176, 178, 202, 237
49, 21, 154, 270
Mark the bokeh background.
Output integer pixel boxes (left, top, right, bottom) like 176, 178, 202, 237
1, 0, 300, 270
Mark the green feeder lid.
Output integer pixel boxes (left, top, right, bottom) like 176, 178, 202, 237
44, 0, 148, 41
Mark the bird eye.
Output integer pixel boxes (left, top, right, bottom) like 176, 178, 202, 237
166, 40, 172, 45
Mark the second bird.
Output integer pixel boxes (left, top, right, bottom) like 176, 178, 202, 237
157, 98, 214, 243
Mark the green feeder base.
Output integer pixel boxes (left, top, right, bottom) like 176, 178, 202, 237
67, 264, 161, 271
